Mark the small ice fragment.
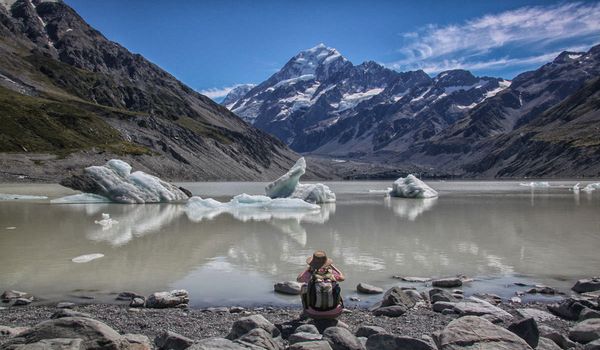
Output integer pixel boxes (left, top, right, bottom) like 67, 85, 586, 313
71, 253, 104, 263
5, 227, 16, 230
519, 181, 550, 188
51, 193, 111, 204
572, 183, 580, 193
94, 213, 118, 229
389, 174, 438, 198
0, 193, 48, 201
369, 189, 392, 194
582, 183, 600, 193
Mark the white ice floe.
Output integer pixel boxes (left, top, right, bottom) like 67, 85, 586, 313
389, 174, 438, 199
265, 157, 336, 203
71, 159, 189, 204
519, 181, 550, 188
0, 193, 48, 201
369, 188, 392, 194
94, 213, 118, 229
572, 183, 581, 193
51, 193, 111, 204
583, 183, 600, 193
71, 253, 104, 263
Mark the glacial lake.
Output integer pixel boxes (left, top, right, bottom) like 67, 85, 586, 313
0, 180, 599, 307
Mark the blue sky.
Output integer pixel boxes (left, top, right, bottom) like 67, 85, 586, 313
65, 0, 600, 100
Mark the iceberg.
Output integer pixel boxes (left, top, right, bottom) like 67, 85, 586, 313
60, 159, 190, 204
519, 181, 550, 188
51, 193, 111, 204
0, 193, 48, 201
389, 174, 438, 199
265, 157, 336, 203
583, 183, 600, 193
71, 253, 104, 263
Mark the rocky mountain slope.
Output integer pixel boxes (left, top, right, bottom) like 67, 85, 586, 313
224, 44, 600, 177
0, 0, 324, 182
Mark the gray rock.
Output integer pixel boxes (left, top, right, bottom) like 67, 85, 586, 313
188, 338, 246, 350
1, 291, 28, 301
357, 337, 366, 349
573, 279, 600, 293
539, 325, 577, 349
549, 299, 588, 320
538, 337, 563, 350
154, 330, 194, 350
50, 310, 92, 319
226, 315, 280, 340
581, 308, 600, 321
235, 328, 284, 350
13, 298, 33, 306
356, 284, 383, 295
355, 326, 387, 338
0, 326, 29, 338
146, 290, 189, 309
365, 334, 434, 350
289, 332, 323, 344
432, 302, 455, 313
403, 289, 423, 303
322, 327, 364, 350
452, 297, 512, 318
3, 338, 84, 350
115, 292, 143, 301
295, 325, 320, 335
288, 341, 333, 350
438, 316, 532, 350
123, 334, 152, 350
229, 307, 245, 314
372, 305, 407, 317
516, 308, 557, 322
273, 281, 302, 295
10, 317, 129, 350
395, 277, 431, 283
432, 278, 462, 288
508, 317, 539, 348
56, 303, 75, 309
569, 319, 600, 344
310, 320, 349, 333
428, 289, 457, 303
381, 287, 415, 308
129, 298, 145, 308
526, 286, 559, 295
584, 339, 600, 350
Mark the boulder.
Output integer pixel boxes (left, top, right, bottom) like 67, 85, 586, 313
581, 308, 600, 321
355, 326, 387, 338
8, 317, 129, 350
322, 327, 363, 350
452, 297, 512, 318
438, 316, 532, 350
289, 332, 323, 344
372, 305, 407, 317
115, 292, 143, 301
584, 339, 600, 350
548, 299, 588, 320
295, 325, 320, 335
146, 290, 189, 309
0, 326, 29, 338
516, 308, 557, 322
310, 320, 349, 333
1, 290, 28, 301
13, 298, 33, 306
188, 338, 246, 349
432, 302, 455, 313
235, 328, 284, 350
569, 319, 600, 344
381, 287, 415, 308
432, 278, 462, 288
50, 309, 93, 319
508, 317, 539, 348
130, 298, 145, 308
573, 279, 600, 293
428, 289, 457, 303
539, 325, 577, 349
395, 277, 431, 283
356, 284, 383, 295
154, 330, 194, 350
403, 289, 423, 303
3, 338, 84, 350
526, 286, 559, 295
273, 281, 302, 295
537, 337, 563, 350
288, 341, 333, 350
226, 315, 280, 340
124, 334, 152, 350
365, 334, 434, 350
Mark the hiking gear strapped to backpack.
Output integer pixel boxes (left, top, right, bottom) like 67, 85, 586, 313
305, 265, 342, 311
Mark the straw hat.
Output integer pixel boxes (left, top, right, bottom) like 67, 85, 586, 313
306, 251, 333, 269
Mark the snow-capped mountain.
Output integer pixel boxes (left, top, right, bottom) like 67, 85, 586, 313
221, 84, 255, 109
224, 44, 509, 155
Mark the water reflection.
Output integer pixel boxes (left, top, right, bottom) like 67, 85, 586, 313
384, 197, 437, 221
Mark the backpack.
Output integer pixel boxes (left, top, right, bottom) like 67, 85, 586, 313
306, 266, 341, 310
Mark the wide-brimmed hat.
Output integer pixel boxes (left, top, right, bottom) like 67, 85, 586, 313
306, 251, 333, 269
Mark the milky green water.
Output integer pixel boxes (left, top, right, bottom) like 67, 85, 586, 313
0, 180, 599, 307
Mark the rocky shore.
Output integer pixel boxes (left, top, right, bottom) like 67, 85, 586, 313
1, 278, 599, 349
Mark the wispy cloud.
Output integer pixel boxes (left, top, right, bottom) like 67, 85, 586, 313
387, 2, 600, 74
198, 84, 252, 100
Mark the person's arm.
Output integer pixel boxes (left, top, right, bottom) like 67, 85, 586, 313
331, 265, 345, 282
297, 269, 311, 283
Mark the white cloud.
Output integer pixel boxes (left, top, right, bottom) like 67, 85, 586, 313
388, 2, 600, 73
198, 84, 250, 99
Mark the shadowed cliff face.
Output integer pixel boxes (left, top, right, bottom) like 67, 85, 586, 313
0, 0, 328, 182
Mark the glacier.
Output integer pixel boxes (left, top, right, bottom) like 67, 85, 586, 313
265, 157, 336, 203
61, 159, 189, 204
389, 174, 438, 199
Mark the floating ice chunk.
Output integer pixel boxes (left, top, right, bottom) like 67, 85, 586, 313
369, 188, 392, 194
71, 253, 104, 263
51, 193, 111, 204
583, 183, 600, 193
0, 193, 48, 201
94, 213, 118, 229
389, 174, 438, 199
572, 183, 581, 193
61, 159, 189, 204
265, 157, 336, 203
519, 181, 550, 188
